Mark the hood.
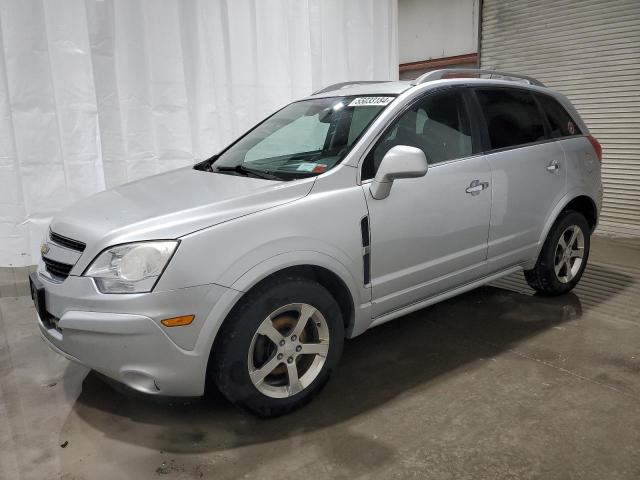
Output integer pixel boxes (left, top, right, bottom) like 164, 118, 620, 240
51, 166, 314, 247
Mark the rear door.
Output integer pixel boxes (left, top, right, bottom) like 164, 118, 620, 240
472, 87, 567, 272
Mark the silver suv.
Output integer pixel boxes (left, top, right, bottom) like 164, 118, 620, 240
31, 69, 603, 416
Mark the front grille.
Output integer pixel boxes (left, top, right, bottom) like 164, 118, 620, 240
50, 230, 86, 252
43, 257, 73, 280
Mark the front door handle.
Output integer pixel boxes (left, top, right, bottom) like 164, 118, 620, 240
546, 160, 560, 172
465, 179, 489, 196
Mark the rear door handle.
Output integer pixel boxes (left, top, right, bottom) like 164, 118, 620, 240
546, 160, 560, 172
466, 179, 489, 196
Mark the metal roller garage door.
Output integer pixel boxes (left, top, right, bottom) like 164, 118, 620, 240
480, 0, 640, 236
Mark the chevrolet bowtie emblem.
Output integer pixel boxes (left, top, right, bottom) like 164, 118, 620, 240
40, 243, 50, 256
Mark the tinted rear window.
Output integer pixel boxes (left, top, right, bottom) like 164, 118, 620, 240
476, 88, 546, 150
536, 93, 582, 138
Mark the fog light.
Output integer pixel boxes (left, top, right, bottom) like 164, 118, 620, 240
161, 315, 195, 327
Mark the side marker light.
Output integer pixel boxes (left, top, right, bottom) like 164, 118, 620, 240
161, 315, 195, 327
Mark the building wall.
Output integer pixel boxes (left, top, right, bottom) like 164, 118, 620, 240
398, 0, 479, 64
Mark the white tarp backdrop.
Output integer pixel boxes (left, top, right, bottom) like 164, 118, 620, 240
0, 0, 398, 266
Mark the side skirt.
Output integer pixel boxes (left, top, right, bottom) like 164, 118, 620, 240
368, 265, 523, 330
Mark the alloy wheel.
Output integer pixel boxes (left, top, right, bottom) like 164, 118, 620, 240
248, 303, 330, 398
554, 225, 585, 283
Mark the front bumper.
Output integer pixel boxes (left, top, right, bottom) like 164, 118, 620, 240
34, 269, 230, 396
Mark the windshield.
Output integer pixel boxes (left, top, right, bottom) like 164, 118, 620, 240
209, 95, 395, 180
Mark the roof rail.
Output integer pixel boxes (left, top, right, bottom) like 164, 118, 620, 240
411, 69, 546, 87
312, 80, 390, 95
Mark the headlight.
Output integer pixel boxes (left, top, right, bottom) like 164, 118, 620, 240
84, 241, 178, 293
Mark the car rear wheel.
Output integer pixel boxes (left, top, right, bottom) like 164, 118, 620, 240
212, 275, 344, 417
524, 210, 590, 296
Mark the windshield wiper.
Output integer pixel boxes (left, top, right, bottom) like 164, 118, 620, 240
215, 164, 280, 180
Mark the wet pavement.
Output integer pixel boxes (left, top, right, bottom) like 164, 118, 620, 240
1, 235, 639, 479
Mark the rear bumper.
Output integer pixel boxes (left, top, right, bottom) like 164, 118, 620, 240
35, 268, 231, 396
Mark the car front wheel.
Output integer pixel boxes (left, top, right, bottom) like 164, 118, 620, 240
212, 275, 344, 417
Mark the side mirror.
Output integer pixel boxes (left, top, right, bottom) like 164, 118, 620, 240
369, 145, 428, 200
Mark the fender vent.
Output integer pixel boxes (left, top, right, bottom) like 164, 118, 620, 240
360, 216, 370, 247
360, 216, 371, 285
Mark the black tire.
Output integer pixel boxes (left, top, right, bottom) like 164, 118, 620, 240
524, 210, 590, 296
212, 275, 344, 417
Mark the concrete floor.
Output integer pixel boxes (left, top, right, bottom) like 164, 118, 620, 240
1, 235, 639, 480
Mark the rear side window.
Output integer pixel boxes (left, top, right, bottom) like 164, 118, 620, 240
475, 88, 546, 150
536, 94, 582, 138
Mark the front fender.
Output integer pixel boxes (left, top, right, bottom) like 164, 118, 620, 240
161, 180, 371, 347
190, 250, 371, 363
232, 249, 371, 337
231, 250, 360, 298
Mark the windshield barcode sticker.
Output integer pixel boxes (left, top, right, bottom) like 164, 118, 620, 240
348, 96, 394, 107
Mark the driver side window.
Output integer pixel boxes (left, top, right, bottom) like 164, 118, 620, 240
362, 89, 473, 180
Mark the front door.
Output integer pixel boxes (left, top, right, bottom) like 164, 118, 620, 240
360, 88, 492, 317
